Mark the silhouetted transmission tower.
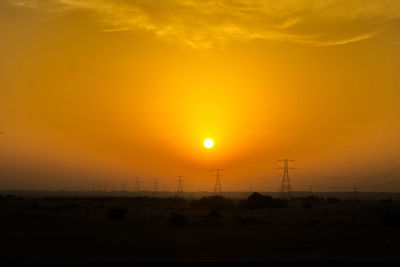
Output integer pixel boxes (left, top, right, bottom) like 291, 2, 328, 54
212, 169, 223, 194
153, 178, 159, 192
176, 175, 184, 197
134, 177, 140, 192
277, 159, 295, 198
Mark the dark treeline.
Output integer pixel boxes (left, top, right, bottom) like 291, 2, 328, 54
2, 192, 400, 227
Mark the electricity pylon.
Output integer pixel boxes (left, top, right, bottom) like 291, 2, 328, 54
134, 177, 140, 192
212, 169, 223, 194
153, 178, 159, 192
277, 159, 295, 198
151, 178, 159, 198
176, 175, 185, 198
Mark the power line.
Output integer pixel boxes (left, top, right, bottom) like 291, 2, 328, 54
356, 167, 400, 187
357, 168, 400, 189
291, 165, 400, 191
292, 169, 359, 190
297, 156, 400, 182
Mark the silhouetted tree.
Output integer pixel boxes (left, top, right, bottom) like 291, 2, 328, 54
304, 195, 324, 204
326, 197, 341, 204
242, 192, 287, 209
207, 210, 221, 219
168, 211, 187, 228
191, 196, 235, 210
381, 199, 393, 205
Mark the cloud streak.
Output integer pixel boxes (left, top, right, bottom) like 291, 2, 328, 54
7, 0, 400, 48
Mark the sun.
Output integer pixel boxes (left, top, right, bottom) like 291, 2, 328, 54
204, 138, 214, 149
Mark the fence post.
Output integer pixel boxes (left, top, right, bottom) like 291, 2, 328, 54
324, 208, 328, 224
150, 208, 153, 224
269, 209, 272, 224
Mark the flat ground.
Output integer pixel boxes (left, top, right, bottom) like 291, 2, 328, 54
1, 197, 400, 262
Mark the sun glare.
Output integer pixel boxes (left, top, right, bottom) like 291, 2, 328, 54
204, 138, 214, 149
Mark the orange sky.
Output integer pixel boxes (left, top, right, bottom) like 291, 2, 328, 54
1, 0, 400, 192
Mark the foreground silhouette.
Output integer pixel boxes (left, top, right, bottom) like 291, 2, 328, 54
1, 193, 400, 262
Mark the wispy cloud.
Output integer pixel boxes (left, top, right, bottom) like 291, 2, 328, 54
7, 0, 400, 48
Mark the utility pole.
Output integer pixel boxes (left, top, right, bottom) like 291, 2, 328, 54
277, 159, 295, 199
176, 175, 185, 198
309, 185, 312, 193
211, 169, 223, 195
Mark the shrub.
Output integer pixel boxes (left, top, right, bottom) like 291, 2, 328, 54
191, 196, 236, 210
304, 196, 324, 203
326, 197, 341, 204
107, 207, 128, 221
168, 212, 187, 228
381, 199, 393, 205
243, 193, 287, 209
207, 210, 221, 219
238, 217, 265, 225
378, 210, 400, 227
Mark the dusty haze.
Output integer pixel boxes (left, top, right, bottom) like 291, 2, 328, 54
1, 0, 400, 191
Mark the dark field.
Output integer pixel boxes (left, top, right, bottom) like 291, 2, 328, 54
1, 193, 400, 263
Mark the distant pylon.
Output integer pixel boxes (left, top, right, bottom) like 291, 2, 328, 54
122, 181, 127, 191
212, 169, 223, 194
277, 159, 295, 198
153, 178, 159, 192
176, 175, 185, 197
135, 177, 140, 192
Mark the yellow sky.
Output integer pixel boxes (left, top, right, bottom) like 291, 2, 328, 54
1, 0, 400, 191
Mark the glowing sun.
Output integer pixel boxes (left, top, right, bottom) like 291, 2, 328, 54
204, 138, 214, 149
